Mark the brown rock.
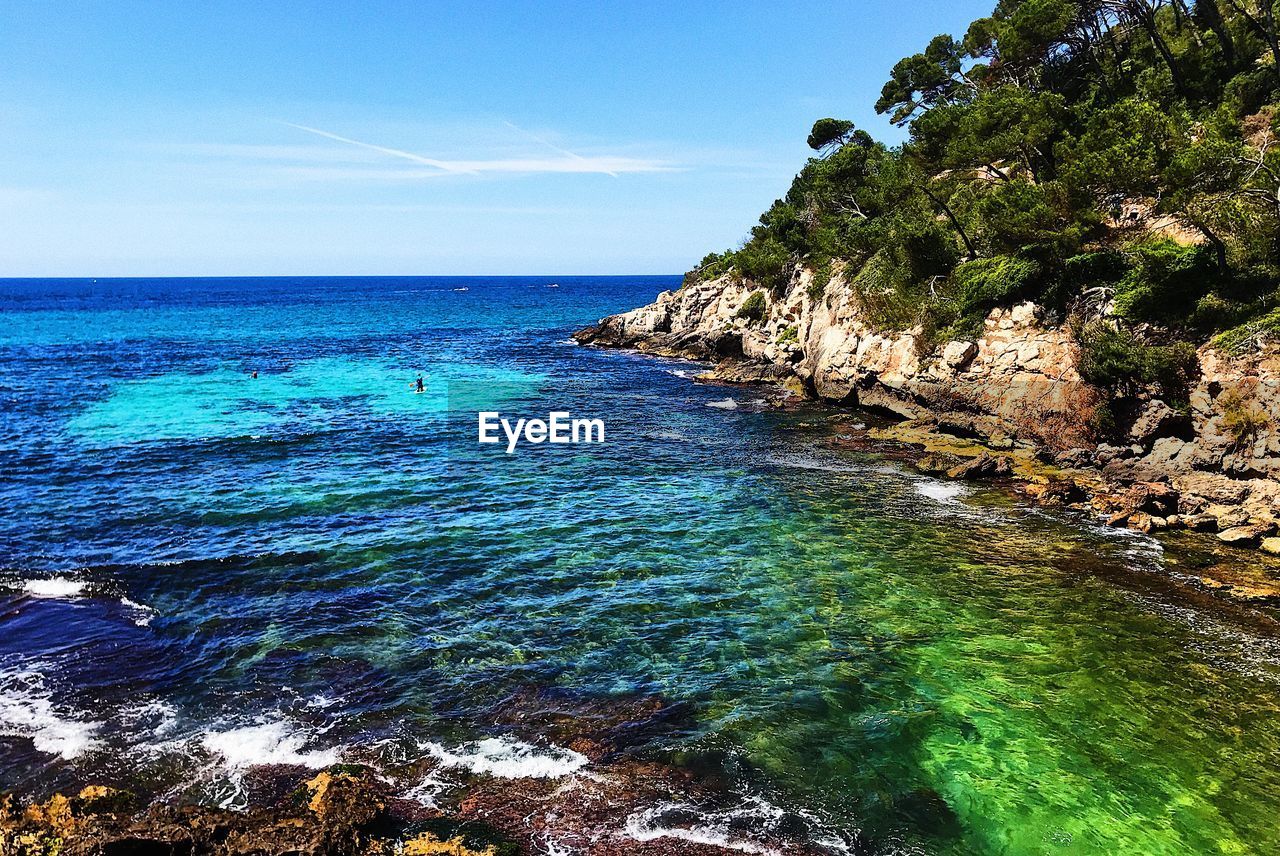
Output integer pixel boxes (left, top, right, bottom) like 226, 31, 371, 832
946, 452, 1014, 480
1217, 524, 1276, 546
1127, 400, 1187, 447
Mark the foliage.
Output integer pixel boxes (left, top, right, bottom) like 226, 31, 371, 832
807, 260, 834, 301
1219, 388, 1271, 446
681, 0, 1280, 360
736, 290, 767, 322
1075, 320, 1199, 402
946, 255, 1042, 325
1112, 239, 1219, 325
807, 118, 858, 153
683, 250, 735, 288
778, 325, 799, 346
1211, 306, 1280, 352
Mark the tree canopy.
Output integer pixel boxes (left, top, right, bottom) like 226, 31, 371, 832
688, 0, 1280, 351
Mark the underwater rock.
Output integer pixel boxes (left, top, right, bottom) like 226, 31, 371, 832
946, 452, 1013, 479
1218, 523, 1276, 546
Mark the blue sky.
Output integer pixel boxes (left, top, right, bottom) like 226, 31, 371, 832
1, 1, 993, 276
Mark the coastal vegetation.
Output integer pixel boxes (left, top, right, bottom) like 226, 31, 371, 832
686, 0, 1280, 378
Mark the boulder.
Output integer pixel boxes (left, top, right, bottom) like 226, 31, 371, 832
947, 452, 1014, 480
1054, 448, 1094, 469
1261, 537, 1280, 555
1183, 513, 1219, 532
1206, 504, 1251, 530
942, 340, 978, 369
1217, 523, 1276, 546
915, 454, 952, 474
1126, 400, 1187, 447
1025, 479, 1087, 506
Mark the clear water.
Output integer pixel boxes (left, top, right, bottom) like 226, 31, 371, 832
3, 277, 1280, 855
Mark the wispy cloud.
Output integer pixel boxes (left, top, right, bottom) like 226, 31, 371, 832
279, 122, 677, 177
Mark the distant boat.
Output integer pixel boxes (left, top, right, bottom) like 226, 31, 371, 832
545, 283, 560, 288
453, 287, 470, 292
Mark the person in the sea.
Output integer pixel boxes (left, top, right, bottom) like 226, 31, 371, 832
415, 375, 424, 393
251, 370, 258, 379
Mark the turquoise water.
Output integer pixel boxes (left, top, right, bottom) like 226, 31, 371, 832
3, 277, 1280, 854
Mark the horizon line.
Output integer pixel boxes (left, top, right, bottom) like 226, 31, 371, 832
0, 272, 686, 281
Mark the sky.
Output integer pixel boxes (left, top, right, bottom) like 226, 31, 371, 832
0, 1, 995, 276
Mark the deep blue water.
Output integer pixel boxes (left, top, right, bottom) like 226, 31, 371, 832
4, 277, 1280, 855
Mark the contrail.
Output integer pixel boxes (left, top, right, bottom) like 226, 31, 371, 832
280, 122, 477, 174
277, 120, 669, 176
503, 120, 618, 178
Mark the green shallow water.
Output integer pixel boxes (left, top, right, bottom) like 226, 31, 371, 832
3, 277, 1280, 855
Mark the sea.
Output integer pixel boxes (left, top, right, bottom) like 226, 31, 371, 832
3, 275, 1280, 855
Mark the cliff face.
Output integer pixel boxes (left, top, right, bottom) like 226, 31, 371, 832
576, 270, 1280, 548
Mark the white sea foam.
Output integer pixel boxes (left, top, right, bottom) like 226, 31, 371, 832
539, 835, 577, 856
0, 666, 102, 759
403, 768, 454, 808
624, 800, 784, 855
22, 577, 87, 599
707, 398, 739, 410
120, 700, 181, 744
201, 720, 342, 770
625, 795, 855, 856
765, 452, 862, 473
914, 480, 965, 503
120, 597, 156, 626
420, 736, 588, 779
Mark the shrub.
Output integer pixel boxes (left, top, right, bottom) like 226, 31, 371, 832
849, 250, 923, 330
1113, 240, 1218, 326
736, 290, 767, 323
1219, 389, 1270, 447
683, 250, 735, 288
777, 325, 799, 346
807, 261, 833, 301
936, 255, 1042, 336
1075, 320, 1198, 403
1088, 401, 1120, 441
1210, 307, 1280, 353
951, 256, 1041, 315
734, 235, 793, 294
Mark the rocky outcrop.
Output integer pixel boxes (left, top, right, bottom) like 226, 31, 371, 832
576, 268, 1280, 549
0, 772, 409, 856
577, 270, 1101, 450
0, 692, 848, 855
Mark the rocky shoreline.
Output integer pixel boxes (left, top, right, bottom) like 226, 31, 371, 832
0, 693, 849, 856
574, 268, 1280, 575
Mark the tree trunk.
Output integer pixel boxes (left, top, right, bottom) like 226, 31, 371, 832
1197, 0, 1238, 71
922, 186, 979, 260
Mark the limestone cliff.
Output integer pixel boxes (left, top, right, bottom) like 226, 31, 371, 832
576, 270, 1280, 549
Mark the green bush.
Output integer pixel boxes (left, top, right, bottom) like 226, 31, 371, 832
683, 250, 735, 288
1113, 240, 1218, 326
1210, 307, 1280, 353
736, 290, 768, 322
734, 235, 793, 294
1088, 401, 1120, 441
778, 325, 799, 346
937, 255, 1042, 336
807, 261, 833, 301
849, 250, 923, 330
1075, 320, 1198, 403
